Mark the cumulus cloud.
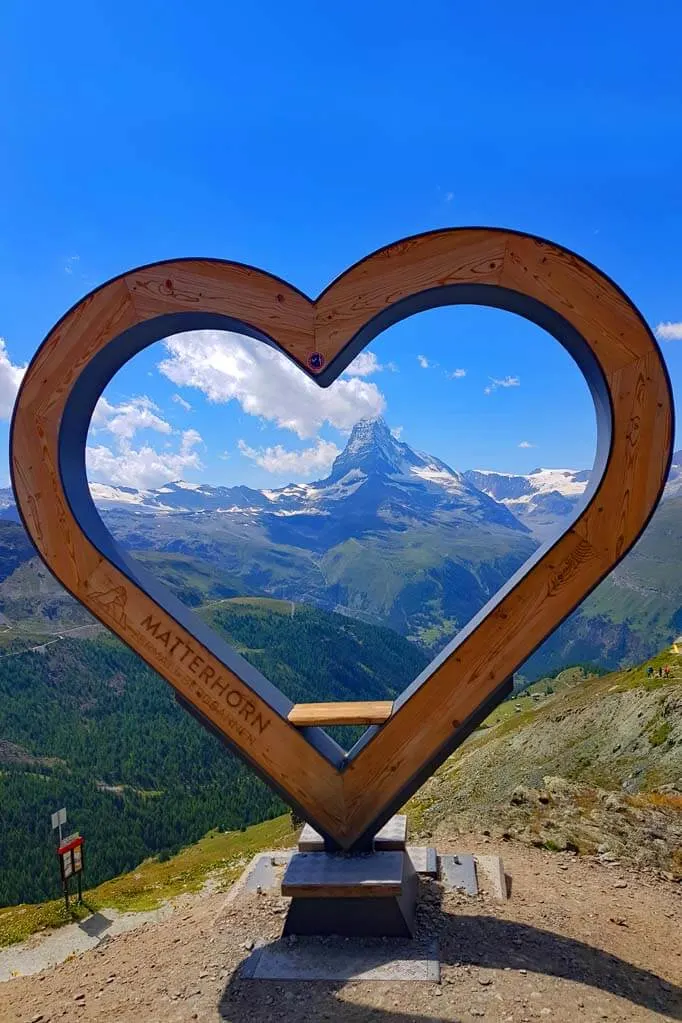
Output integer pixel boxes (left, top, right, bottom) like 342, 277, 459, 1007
88, 395, 202, 488
158, 331, 386, 438
172, 393, 192, 412
343, 351, 384, 377
91, 396, 172, 440
391, 425, 404, 440
0, 338, 26, 420
655, 321, 682, 342
484, 375, 520, 395
449, 368, 466, 379
87, 429, 203, 489
238, 437, 340, 477
417, 355, 430, 369
518, 440, 536, 449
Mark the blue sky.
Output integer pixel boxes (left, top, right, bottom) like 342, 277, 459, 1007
1, 1, 681, 490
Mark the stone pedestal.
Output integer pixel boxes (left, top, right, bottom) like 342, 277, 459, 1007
281, 848, 418, 937
282, 815, 417, 937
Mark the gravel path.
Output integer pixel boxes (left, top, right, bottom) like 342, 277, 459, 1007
0, 834, 680, 1023
0, 905, 173, 983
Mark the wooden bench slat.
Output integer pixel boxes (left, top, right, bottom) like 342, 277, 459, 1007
287, 701, 393, 726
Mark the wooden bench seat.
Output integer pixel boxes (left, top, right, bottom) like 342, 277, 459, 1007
287, 701, 393, 727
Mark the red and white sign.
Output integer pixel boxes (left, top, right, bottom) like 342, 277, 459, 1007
57, 835, 84, 883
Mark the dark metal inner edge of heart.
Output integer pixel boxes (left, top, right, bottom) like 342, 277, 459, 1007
58, 283, 612, 770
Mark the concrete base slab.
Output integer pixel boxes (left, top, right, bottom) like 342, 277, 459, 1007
407, 845, 438, 877
475, 854, 508, 900
241, 936, 439, 981
243, 851, 294, 893
299, 814, 407, 852
440, 853, 478, 895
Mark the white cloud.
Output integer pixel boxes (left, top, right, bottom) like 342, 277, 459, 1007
449, 368, 466, 379
655, 321, 682, 342
88, 395, 202, 488
172, 393, 192, 412
238, 437, 340, 477
518, 440, 536, 449
87, 429, 203, 489
64, 255, 80, 275
484, 375, 520, 395
444, 191, 454, 203
158, 330, 386, 439
391, 425, 404, 440
417, 355, 430, 369
343, 351, 384, 377
91, 396, 172, 441
0, 338, 26, 420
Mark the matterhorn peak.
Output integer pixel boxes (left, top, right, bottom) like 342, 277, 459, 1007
326, 416, 416, 483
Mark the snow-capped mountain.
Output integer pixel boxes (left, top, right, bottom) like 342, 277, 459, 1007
0, 418, 538, 648
463, 467, 592, 540
55, 417, 529, 539
3, 432, 680, 547
465, 450, 682, 541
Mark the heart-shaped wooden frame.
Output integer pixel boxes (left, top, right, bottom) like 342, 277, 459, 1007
11, 228, 673, 851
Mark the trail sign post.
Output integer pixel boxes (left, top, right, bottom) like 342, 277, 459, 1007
57, 834, 85, 911
51, 807, 66, 845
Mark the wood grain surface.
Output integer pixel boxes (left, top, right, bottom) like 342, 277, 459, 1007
288, 702, 393, 726
11, 229, 673, 850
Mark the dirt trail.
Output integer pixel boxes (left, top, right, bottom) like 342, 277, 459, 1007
1, 833, 680, 1023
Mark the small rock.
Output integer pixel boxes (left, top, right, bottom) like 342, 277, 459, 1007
614, 881, 628, 889
469, 1010, 486, 1018
511, 786, 530, 806
519, 968, 527, 975
73, 993, 85, 1002
478, 977, 493, 986
29, 1015, 44, 1023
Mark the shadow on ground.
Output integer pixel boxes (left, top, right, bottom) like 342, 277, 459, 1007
77, 911, 114, 939
219, 883, 682, 1022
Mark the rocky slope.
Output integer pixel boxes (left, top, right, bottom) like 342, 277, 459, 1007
409, 651, 682, 878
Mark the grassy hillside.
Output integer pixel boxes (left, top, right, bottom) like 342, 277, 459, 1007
408, 648, 682, 877
2, 646, 680, 951
0, 598, 426, 907
0, 814, 297, 948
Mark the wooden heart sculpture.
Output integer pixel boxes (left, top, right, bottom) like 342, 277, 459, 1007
10, 228, 673, 852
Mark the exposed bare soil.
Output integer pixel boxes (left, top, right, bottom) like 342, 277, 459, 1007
1, 833, 680, 1023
